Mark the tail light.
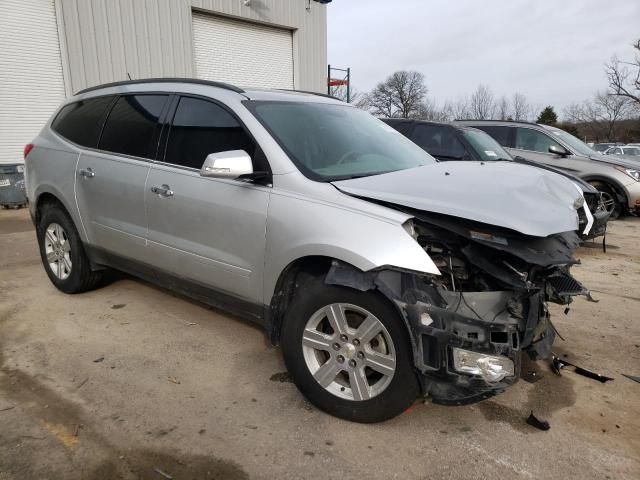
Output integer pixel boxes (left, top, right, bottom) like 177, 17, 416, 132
24, 143, 34, 159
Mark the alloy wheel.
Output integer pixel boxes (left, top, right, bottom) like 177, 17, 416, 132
44, 223, 72, 280
301, 303, 396, 401
599, 191, 616, 214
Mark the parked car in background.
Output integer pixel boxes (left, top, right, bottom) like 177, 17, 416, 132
25, 79, 593, 423
604, 145, 640, 158
456, 120, 640, 219
593, 143, 616, 153
383, 119, 608, 239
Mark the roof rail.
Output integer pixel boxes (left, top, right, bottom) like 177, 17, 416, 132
276, 89, 341, 101
75, 77, 245, 95
454, 119, 540, 127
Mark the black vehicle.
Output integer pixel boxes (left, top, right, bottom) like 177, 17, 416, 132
383, 119, 609, 240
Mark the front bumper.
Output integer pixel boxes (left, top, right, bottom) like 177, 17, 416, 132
400, 289, 552, 405
624, 180, 640, 214
325, 262, 574, 405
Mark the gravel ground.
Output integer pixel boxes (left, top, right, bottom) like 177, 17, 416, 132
1, 207, 639, 480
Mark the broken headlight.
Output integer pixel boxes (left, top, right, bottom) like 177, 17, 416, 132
451, 347, 515, 382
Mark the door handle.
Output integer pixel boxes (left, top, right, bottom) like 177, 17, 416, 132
151, 184, 174, 198
79, 168, 95, 178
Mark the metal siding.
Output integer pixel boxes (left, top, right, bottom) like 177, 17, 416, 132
193, 12, 294, 89
56, 0, 326, 93
0, 0, 66, 164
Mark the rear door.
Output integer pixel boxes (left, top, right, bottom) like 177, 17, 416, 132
75, 94, 169, 259
145, 95, 270, 307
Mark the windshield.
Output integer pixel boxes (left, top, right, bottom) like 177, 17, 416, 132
545, 126, 596, 157
245, 101, 435, 181
623, 147, 640, 156
461, 128, 512, 161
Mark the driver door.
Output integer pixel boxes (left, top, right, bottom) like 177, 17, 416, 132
509, 127, 578, 173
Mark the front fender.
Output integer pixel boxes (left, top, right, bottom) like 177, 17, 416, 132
263, 190, 439, 303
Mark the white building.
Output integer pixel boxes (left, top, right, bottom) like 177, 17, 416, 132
0, 0, 328, 164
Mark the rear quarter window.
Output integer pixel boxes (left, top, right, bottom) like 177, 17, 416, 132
98, 95, 168, 159
51, 96, 115, 148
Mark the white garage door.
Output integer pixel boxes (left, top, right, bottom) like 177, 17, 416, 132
0, 0, 66, 164
193, 12, 294, 90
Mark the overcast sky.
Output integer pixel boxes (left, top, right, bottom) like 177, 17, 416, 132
327, 0, 640, 115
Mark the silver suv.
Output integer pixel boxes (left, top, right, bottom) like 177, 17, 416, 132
26, 79, 592, 422
457, 120, 640, 219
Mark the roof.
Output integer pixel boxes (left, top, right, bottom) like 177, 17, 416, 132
381, 118, 478, 132
455, 119, 541, 127
75, 78, 343, 104
76, 77, 245, 95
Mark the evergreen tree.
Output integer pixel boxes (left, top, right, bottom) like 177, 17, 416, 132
536, 106, 558, 125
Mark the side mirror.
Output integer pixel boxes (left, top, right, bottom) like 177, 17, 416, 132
548, 145, 569, 157
200, 150, 253, 179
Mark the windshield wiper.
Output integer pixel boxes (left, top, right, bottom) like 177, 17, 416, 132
327, 170, 397, 182
435, 154, 464, 161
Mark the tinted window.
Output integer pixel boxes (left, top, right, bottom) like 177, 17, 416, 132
52, 97, 114, 147
411, 125, 469, 160
99, 95, 168, 158
515, 128, 561, 154
384, 120, 414, 137
164, 97, 255, 169
623, 147, 640, 156
475, 126, 512, 147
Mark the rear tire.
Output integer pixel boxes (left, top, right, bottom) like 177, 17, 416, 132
37, 203, 104, 293
281, 275, 419, 423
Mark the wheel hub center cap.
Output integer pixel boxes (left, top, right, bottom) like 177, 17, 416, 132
341, 343, 356, 360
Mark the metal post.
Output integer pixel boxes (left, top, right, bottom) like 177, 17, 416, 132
327, 64, 331, 96
346, 68, 351, 103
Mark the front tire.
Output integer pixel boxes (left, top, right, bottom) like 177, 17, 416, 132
37, 204, 104, 293
591, 182, 623, 219
281, 275, 419, 423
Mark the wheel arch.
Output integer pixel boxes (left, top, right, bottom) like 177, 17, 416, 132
264, 256, 418, 350
34, 190, 72, 229
582, 175, 628, 206
33, 187, 90, 246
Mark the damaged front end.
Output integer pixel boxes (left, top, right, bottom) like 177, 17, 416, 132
326, 211, 592, 405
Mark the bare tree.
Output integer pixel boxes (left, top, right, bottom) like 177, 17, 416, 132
330, 85, 368, 109
606, 39, 640, 107
563, 91, 634, 141
496, 96, 511, 120
469, 84, 496, 120
511, 92, 532, 121
416, 97, 450, 122
367, 71, 429, 118
442, 95, 471, 120
595, 91, 635, 140
563, 101, 603, 141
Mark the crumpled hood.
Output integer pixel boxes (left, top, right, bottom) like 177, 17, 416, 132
333, 161, 582, 237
